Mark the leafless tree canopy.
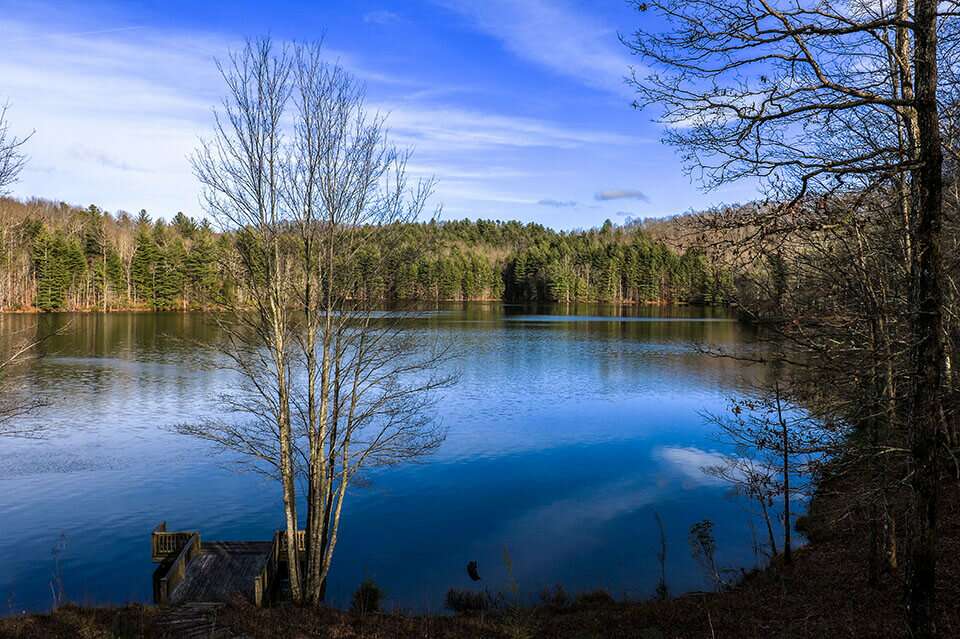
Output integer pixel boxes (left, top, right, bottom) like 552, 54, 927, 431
627, 1, 956, 635
626, 0, 940, 197
0, 319, 72, 438
0, 103, 30, 195
0, 329, 47, 438
704, 380, 843, 563
181, 38, 455, 605
0, 107, 45, 438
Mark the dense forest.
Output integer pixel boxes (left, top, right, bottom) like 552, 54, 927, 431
0, 197, 727, 312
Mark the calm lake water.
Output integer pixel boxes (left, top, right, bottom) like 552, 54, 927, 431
0, 304, 775, 613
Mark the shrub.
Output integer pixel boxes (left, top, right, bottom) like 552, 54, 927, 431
350, 578, 383, 615
538, 584, 569, 609
574, 589, 615, 607
445, 588, 490, 614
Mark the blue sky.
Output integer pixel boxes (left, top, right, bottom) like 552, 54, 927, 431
0, 0, 760, 230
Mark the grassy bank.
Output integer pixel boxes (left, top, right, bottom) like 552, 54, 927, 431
3, 477, 959, 638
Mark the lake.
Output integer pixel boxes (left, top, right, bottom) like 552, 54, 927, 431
0, 304, 775, 613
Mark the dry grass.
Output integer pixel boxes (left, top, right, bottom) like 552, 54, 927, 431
0, 604, 158, 639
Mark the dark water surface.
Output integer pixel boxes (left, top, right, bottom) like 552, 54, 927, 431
0, 304, 773, 613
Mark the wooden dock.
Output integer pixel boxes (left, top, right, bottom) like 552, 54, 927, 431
151, 523, 303, 608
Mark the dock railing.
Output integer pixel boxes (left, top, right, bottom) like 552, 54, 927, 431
150, 523, 304, 607
253, 529, 305, 606
151, 521, 199, 563
275, 529, 306, 558
253, 533, 283, 607
153, 532, 201, 605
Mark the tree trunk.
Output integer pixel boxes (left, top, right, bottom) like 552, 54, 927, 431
908, 2, 945, 635
775, 384, 792, 565
760, 496, 778, 558
272, 244, 303, 605
277, 352, 303, 605
307, 399, 340, 605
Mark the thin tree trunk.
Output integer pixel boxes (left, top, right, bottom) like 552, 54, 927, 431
277, 351, 303, 604
272, 243, 302, 604
760, 496, 778, 558
908, 2, 945, 635
775, 383, 791, 565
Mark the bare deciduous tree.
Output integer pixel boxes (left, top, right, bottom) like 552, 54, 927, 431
705, 381, 840, 564
0, 318, 72, 438
0, 329, 47, 438
0, 103, 30, 195
188, 38, 305, 600
626, 2, 953, 633
182, 38, 455, 606
0, 108, 47, 438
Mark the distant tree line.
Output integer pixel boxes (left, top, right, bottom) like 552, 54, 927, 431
0, 201, 228, 311
0, 197, 727, 312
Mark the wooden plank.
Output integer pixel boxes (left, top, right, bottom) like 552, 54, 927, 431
168, 541, 272, 606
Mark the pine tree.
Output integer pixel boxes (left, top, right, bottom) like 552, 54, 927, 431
32, 227, 82, 311
185, 231, 220, 305
32, 227, 58, 311
83, 206, 108, 309
131, 227, 158, 307
154, 239, 184, 309
172, 211, 197, 239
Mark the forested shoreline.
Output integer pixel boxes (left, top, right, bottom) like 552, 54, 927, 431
0, 197, 727, 312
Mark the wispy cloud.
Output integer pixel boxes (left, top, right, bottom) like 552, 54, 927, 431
382, 105, 636, 152
68, 146, 150, 173
2, 12, 628, 216
595, 189, 649, 202
363, 10, 403, 25
5, 25, 147, 46
0, 16, 228, 213
0, 4, 667, 227
433, 0, 631, 95
498, 478, 659, 573
436, 184, 537, 205
537, 198, 577, 208
407, 164, 537, 181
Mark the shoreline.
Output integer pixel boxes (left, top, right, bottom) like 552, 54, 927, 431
6, 467, 951, 638
0, 299, 713, 315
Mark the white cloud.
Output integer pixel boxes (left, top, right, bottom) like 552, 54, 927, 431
498, 479, 659, 572
0, 5, 658, 226
379, 104, 636, 152
363, 10, 403, 25
0, 17, 227, 215
434, 183, 538, 205
537, 199, 577, 208
595, 189, 649, 202
655, 446, 729, 487
67, 146, 151, 173
406, 164, 538, 181
433, 0, 632, 95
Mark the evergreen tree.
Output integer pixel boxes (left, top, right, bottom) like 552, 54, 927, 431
131, 227, 158, 307
83, 205, 108, 308
154, 238, 185, 309
172, 211, 197, 239
7, 202, 717, 310
185, 231, 220, 304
